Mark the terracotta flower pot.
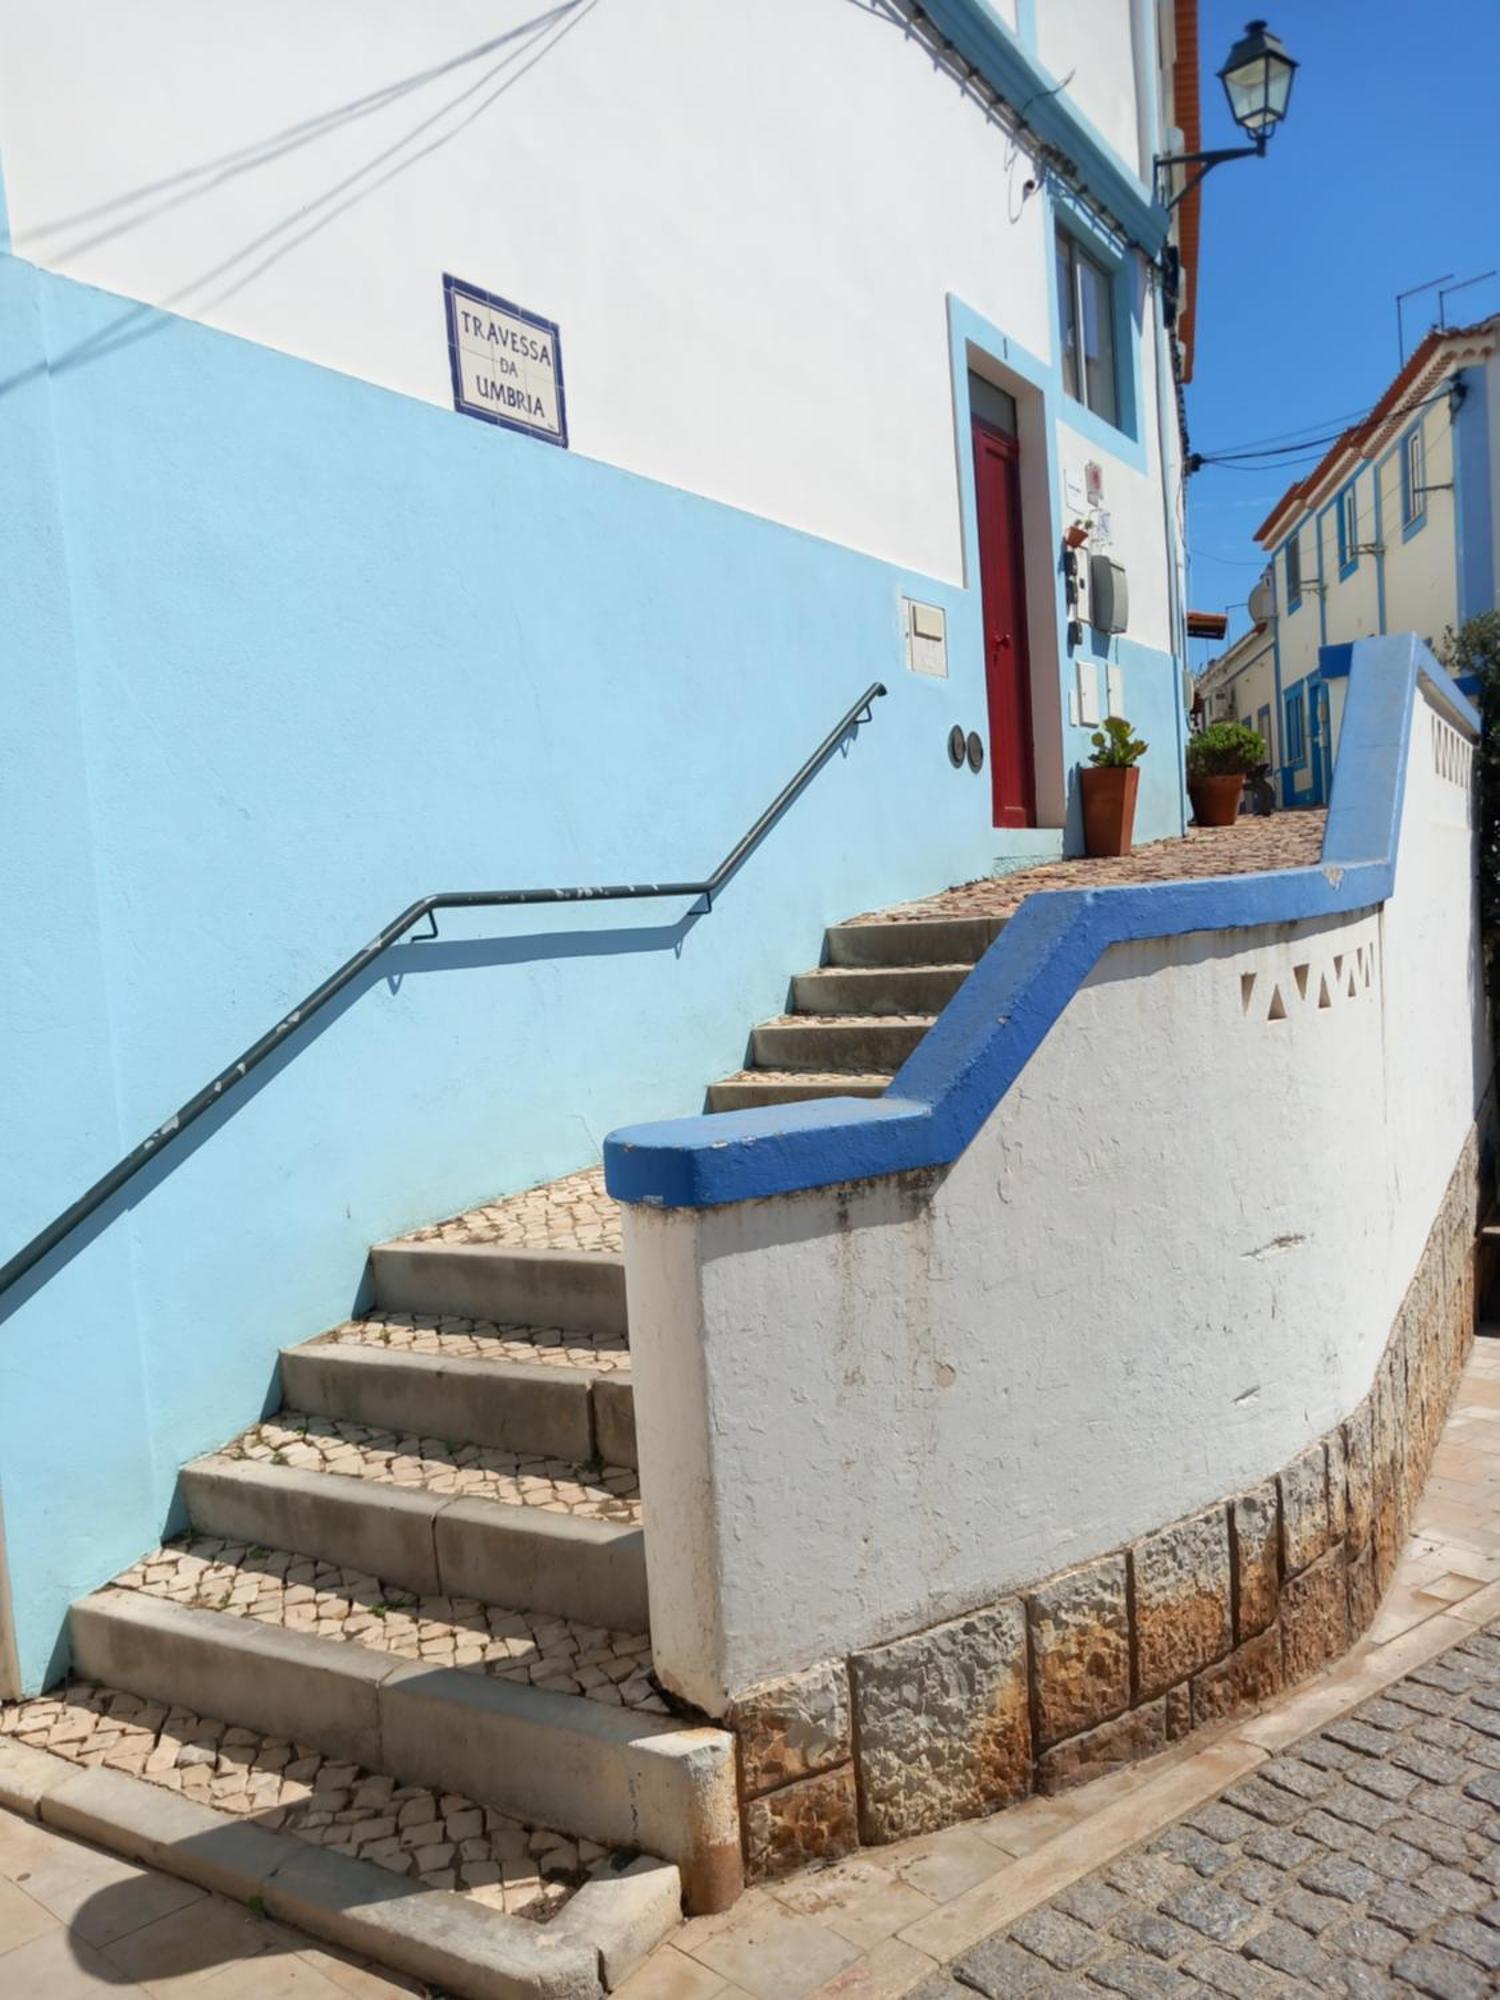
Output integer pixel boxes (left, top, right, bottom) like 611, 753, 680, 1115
1080, 764, 1140, 857
1188, 773, 1246, 827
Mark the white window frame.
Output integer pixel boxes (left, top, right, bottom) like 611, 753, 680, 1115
1055, 229, 1119, 428
1404, 428, 1426, 526
1340, 487, 1358, 572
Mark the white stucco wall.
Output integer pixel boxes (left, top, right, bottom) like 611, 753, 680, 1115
1038, 0, 1143, 171
0, 0, 1164, 603
623, 681, 1484, 1712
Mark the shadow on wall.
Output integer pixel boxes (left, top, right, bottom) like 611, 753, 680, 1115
0, 904, 700, 1330
0, 2, 604, 401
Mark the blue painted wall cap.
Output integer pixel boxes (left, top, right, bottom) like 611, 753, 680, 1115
604, 633, 1456, 1214
1319, 642, 1355, 680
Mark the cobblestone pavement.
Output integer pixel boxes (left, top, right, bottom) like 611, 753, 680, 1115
403, 1162, 621, 1252
0, 1679, 623, 1917
913, 1618, 1500, 1998
223, 1411, 642, 1524
319, 1311, 631, 1371
857, 812, 1327, 923
107, 1538, 663, 1712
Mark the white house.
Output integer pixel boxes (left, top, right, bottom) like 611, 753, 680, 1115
0, 13, 1489, 1985
0, 0, 1206, 1725
1194, 619, 1278, 767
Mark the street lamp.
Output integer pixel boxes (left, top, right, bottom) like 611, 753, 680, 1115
1218, 19, 1297, 140
1155, 19, 1298, 212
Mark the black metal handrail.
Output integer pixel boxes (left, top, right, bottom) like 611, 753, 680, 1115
0, 682, 886, 1302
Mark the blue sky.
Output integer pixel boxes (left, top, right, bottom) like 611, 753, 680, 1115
1183, 0, 1500, 662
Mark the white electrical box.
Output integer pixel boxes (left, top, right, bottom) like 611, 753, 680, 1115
1089, 554, 1129, 635
1077, 660, 1101, 727
1106, 665, 1126, 718
903, 597, 948, 677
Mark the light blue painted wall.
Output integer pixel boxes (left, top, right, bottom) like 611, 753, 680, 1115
0, 245, 1184, 1688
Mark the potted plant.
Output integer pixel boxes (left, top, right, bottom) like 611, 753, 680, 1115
1079, 716, 1147, 857
1186, 721, 1266, 827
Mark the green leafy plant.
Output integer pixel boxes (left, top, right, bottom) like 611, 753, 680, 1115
1087, 716, 1147, 767
1187, 720, 1265, 778
1438, 613, 1500, 949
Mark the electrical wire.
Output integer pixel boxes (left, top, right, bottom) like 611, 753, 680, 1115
1194, 384, 1460, 467
1197, 400, 1387, 457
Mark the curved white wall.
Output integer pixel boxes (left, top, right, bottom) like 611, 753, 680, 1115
624, 681, 1485, 1712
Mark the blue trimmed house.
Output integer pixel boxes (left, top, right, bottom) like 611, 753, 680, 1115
1205, 315, 1498, 806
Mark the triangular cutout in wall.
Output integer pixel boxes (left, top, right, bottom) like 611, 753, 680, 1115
1268, 985, 1287, 1022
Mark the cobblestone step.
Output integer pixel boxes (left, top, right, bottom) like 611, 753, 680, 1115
320, 1312, 630, 1373
705, 1070, 894, 1111
824, 913, 1009, 967
0, 1673, 673, 1943
371, 1237, 627, 1333
283, 1335, 636, 1468
749, 1014, 934, 1073
181, 1450, 649, 1633
65, 1591, 739, 1915
398, 1165, 621, 1254
111, 1537, 662, 1714
789, 963, 970, 1016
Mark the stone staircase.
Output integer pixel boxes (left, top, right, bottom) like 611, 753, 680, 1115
706, 911, 1003, 1109
26, 906, 1008, 1994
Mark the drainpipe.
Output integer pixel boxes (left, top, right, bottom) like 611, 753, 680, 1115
1152, 280, 1190, 838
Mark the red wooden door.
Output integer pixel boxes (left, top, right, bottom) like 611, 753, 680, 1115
972, 419, 1036, 828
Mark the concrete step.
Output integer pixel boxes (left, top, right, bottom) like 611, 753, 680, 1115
790, 963, 969, 1016
748, 1015, 933, 1074
824, 914, 1008, 967
282, 1336, 637, 1470
115, 1535, 661, 1715
705, 1071, 893, 1111
181, 1451, 649, 1633
370, 1239, 626, 1335
69, 1589, 740, 1914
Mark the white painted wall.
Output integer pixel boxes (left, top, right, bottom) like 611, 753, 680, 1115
0, 0, 1165, 612
1038, 0, 1144, 172
623, 680, 1484, 1712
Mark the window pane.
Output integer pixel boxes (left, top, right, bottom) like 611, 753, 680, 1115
969, 373, 1017, 435
1286, 536, 1301, 600
1056, 237, 1079, 401
1077, 250, 1117, 426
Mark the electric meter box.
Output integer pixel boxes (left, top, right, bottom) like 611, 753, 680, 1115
1089, 554, 1129, 635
